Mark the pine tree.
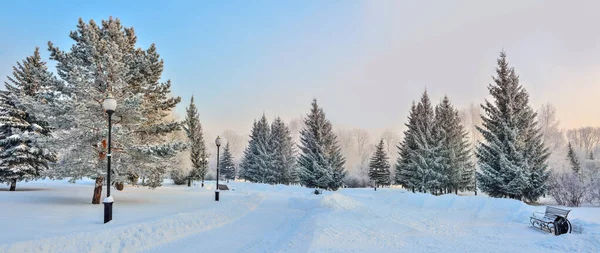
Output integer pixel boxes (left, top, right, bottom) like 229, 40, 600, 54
0, 48, 57, 191
46, 17, 184, 203
395, 102, 418, 192
239, 115, 274, 183
298, 99, 346, 190
220, 143, 236, 182
434, 96, 474, 194
476, 51, 549, 202
270, 117, 298, 185
396, 91, 443, 193
588, 151, 595, 160
567, 142, 581, 175
369, 139, 391, 188
183, 96, 208, 187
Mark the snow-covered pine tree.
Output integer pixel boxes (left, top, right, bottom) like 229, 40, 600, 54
183, 96, 208, 187
567, 142, 581, 176
239, 121, 258, 182
219, 143, 236, 182
434, 96, 474, 194
368, 139, 391, 188
395, 102, 419, 192
476, 51, 549, 202
298, 99, 346, 190
47, 17, 184, 204
270, 117, 298, 185
239, 115, 274, 183
410, 91, 445, 194
0, 48, 57, 191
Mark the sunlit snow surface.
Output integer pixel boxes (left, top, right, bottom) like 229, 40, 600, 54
0, 179, 598, 253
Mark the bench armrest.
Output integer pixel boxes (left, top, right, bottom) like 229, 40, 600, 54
532, 211, 545, 219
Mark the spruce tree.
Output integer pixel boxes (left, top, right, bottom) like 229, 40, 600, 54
270, 117, 297, 185
395, 102, 419, 192
183, 96, 208, 187
298, 99, 346, 190
567, 142, 581, 175
434, 96, 474, 194
476, 51, 549, 201
369, 139, 391, 188
239, 115, 274, 183
0, 48, 57, 191
219, 143, 236, 182
588, 151, 595, 160
47, 17, 184, 203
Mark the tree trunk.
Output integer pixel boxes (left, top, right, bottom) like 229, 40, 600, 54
187, 178, 191, 187
9, 179, 16, 191
116, 182, 124, 191
92, 177, 104, 204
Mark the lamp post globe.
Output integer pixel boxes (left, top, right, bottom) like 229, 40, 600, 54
215, 136, 222, 201
102, 93, 117, 223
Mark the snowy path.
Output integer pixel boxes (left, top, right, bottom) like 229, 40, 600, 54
149, 195, 321, 253
1, 180, 599, 253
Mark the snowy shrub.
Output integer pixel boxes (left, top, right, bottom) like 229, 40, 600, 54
170, 168, 189, 185
547, 171, 586, 207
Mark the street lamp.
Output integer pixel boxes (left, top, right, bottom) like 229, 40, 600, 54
215, 136, 222, 201
102, 93, 117, 223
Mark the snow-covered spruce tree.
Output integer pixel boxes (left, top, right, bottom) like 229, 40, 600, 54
434, 96, 474, 194
567, 142, 581, 176
183, 96, 208, 187
410, 91, 445, 194
47, 17, 183, 204
395, 102, 419, 192
270, 117, 298, 185
0, 48, 57, 191
239, 115, 274, 183
476, 51, 549, 202
298, 99, 346, 190
219, 143, 236, 182
368, 139, 391, 188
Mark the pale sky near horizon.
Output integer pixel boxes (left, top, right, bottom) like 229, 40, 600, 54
1, 0, 599, 139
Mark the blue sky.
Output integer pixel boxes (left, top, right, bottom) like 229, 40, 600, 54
2, 0, 600, 137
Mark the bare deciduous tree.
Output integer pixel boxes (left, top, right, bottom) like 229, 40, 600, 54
566, 127, 600, 155
537, 103, 568, 171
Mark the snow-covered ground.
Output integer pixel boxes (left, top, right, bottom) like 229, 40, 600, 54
0, 180, 598, 253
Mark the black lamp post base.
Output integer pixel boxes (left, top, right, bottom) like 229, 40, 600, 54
215, 191, 220, 201
104, 202, 113, 223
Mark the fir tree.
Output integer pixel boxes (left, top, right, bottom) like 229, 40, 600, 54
396, 91, 443, 193
588, 151, 594, 160
298, 99, 346, 190
566, 142, 581, 175
476, 51, 549, 202
239, 115, 274, 183
270, 117, 298, 185
369, 139, 391, 188
395, 102, 418, 192
434, 96, 474, 194
183, 96, 208, 187
0, 48, 57, 191
47, 17, 184, 203
220, 143, 236, 182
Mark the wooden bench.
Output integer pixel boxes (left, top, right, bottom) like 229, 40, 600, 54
530, 206, 572, 235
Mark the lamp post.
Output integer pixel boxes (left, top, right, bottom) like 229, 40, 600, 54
102, 93, 117, 223
215, 136, 222, 201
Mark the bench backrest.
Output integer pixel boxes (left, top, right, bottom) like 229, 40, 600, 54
544, 206, 570, 219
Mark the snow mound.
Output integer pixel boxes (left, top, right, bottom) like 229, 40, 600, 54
321, 193, 364, 211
